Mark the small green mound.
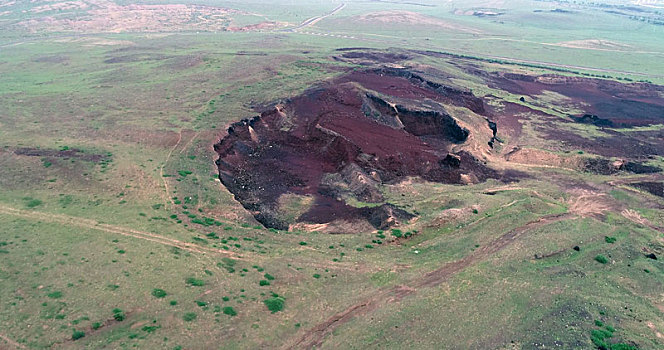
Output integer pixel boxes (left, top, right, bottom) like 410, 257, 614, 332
112, 308, 125, 322
223, 306, 237, 317
594, 255, 609, 264
185, 277, 205, 286
72, 330, 85, 340
151, 288, 168, 298
264, 294, 285, 313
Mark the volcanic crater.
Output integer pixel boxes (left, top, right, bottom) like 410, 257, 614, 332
214, 68, 504, 232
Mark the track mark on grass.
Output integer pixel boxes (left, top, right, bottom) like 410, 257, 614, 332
0, 204, 242, 258
0, 334, 26, 349
285, 212, 573, 349
161, 130, 182, 205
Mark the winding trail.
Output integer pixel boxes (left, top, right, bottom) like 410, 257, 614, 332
284, 212, 573, 349
0, 204, 241, 258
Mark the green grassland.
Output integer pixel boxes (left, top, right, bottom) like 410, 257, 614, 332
0, 0, 663, 349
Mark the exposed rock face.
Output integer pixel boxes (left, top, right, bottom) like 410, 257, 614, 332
214, 69, 498, 231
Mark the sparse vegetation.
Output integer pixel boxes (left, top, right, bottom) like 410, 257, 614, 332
182, 312, 197, 322
185, 277, 205, 287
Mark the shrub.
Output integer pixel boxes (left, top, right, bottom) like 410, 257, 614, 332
222, 296, 230, 302
223, 306, 237, 317
391, 229, 402, 238
595, 255, 609, 264
299, 241, 307, 246
72, 330, 85, 340
182, 312, 197, 322
221, 257, 236, 266
195, 300, 207, 307
595, 320, 604, 327
151, 289, 167, 298
590, 329, 609, 348
112, 308, 125, 321
92, 322, 101, 330
185, 277, 205, 286
259, 280, 270, 286
604, 236, 617, 243
170, 300, 177, 306
26, 199, 43, 208
142, 325, 160, 333
312, 274, 321, 279
264, 273, 275, 281
264, 295, 285, 313
47, 291, 63, 299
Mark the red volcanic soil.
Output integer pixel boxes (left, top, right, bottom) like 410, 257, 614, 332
630, 182, 664, 198
214, 68, 500, 230
487, 73, 664, 126
214, 59, 662, 231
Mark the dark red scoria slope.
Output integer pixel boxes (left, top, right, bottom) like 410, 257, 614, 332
214, 69, 499, 231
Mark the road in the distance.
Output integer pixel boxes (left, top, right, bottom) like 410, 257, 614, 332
287, 3, 346, 31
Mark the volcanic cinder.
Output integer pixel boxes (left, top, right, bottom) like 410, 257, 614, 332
214, 68, 500, 231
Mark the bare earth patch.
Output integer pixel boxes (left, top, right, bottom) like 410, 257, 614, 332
19, 0, 283, 33
354, 10, 482, 34
552, 39, 633, 51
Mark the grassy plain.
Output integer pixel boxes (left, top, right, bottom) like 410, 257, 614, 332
0, 0, 662, 349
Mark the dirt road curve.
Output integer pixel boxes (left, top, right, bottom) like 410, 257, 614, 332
284, 212, 573, 349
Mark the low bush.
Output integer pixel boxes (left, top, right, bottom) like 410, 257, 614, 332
182, 312, 197, 322
185, 277, 205, 286
72, 330, 85, 340
595, 255, 609, 264
151, 288, 168, 298
223, 306, 237, 317
264, 295, 285, 313
112, 308, 125, 321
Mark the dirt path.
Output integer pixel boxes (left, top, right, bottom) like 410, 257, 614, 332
160, 130, 182, 205
289, 3, 345, 31
0, 333, 26, 349
284, 212, 573, 349
0, 204, 241, 258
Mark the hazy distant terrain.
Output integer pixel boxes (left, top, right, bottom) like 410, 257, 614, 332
0, 1, 662, 349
